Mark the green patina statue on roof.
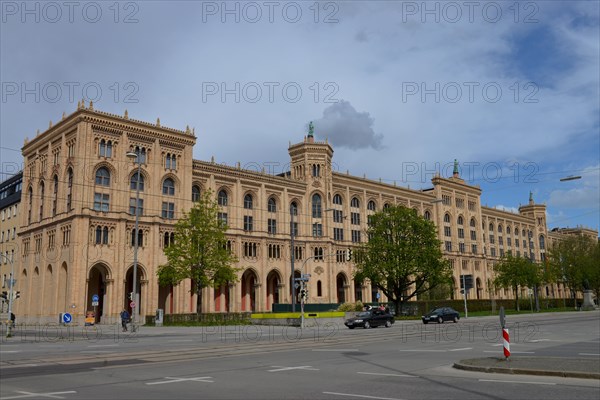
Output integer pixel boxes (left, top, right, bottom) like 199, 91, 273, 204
308, 121, 314, 137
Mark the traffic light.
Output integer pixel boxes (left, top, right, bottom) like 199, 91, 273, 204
300, 289, 307, 300
346, 249, 353, 261
128, 292, 134, 300
1, 291, 7, 300
15, 291, 20, 299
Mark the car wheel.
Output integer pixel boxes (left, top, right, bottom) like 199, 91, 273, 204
453, 316, 458, 323
423, 320, 428, 324
364, 321, 371, 329
348, 326, 355, 329
385, 320, 392, 328
437, 317, 443, 324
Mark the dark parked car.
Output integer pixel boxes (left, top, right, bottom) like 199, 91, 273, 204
344, 310, 395, 329
421, 307, 460, 324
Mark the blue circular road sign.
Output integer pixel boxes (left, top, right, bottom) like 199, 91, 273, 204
62, 313, 72, 324
92, 294, 99, 302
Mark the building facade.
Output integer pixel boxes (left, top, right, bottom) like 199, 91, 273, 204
9, 104, 597, 323
0, 171, 22, 313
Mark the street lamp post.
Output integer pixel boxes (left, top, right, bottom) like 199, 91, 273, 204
290, 203, 296, 312
1, 253, 15, 338
126, 151, 142, 332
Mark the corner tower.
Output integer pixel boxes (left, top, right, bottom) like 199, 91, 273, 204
288, 122, 334, 188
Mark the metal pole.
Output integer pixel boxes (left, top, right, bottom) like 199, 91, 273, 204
300, 281, 305, 329
462, 274, 468, 318
131, 158, 141, 332
290, 205, 295, 313
4, 254, 15, 338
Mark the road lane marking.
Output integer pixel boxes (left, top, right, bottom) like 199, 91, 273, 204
478, 379, 556, 385
146, 376, 214, 385
1, 390, 77, 399
449, 348, 472, 352
398, 349, 445, 352
483, 351, 534, 354
579, 353, 600, 356
167, 339, 194, 342
312, 349, 359, 352
323, 392, 404, 400
357, 372, 417, 377
80, 351, 115, 353
527, 339, 551, 343
268, 365, 319, 372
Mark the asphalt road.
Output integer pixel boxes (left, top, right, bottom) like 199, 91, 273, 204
1, 311, 599, 400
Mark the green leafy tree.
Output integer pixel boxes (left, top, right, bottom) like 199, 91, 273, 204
493, 252, 542, 311
157, 190, 239, 314
547, 235, 600, 299
353, 205, 452, 316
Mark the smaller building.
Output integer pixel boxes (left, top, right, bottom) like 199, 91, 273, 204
0, 171, 22, 313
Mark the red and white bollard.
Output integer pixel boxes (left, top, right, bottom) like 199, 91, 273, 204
503, 328, 511, 359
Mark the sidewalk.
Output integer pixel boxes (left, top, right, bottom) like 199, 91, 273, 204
454, 357, 600, 380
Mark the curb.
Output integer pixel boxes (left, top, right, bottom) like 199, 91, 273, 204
453, 362, 600, 380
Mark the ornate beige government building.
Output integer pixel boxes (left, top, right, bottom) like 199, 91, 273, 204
5, 103, 596, 324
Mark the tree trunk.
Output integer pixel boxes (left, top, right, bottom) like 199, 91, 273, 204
196, 282, 203, 315
515, 285, 520, 311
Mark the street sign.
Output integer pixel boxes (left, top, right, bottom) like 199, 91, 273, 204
130, 301, 136, 308
376, 292, 381, 299
499, 306, 506, 329
92, 294, 99, 302
62, 313, 72, 324
294, 283, 300, 289
92, 301, 99, 307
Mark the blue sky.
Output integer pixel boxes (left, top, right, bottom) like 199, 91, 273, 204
1, 0, 598, 232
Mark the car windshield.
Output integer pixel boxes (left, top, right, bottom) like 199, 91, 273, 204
431, 308, 445, 314
357, 312, 371, 317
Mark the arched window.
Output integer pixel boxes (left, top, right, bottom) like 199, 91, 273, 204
490, 223, 495, 231
131, 228, 143, 247
457, 216, 464, 225
244, 194, 253, 209
52, 175, 58, 216
498, 224, 503, 233
383, 203, 390, 209
218, 190, 228, 206
539, 235, 545, 250
312, 164, 320, 177
130, 172, 144, 191
424, 210, 431, 220
162, 178, 175, 196
39, 181, 45, 220
28, 186, 33, 223
192, 185, 201, 202
333, 194, 343, 205
290, 201, 298, 216
444, 213, 451, 223
135, 146, 146, 163
268, 197, 277, 213
312, 193, 322, 218
351, 197, 360, 208
470, 218, 476, 227
522, 229, 526, 236
99, 139, 112, 157
367, 200, 376, 211
95, 167, 110, 186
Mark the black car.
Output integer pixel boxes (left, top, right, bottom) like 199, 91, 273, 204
344, 310, 395, 329
421, 307, 460, 324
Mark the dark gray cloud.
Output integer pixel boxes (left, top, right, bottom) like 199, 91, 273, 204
313, 101, 384, 150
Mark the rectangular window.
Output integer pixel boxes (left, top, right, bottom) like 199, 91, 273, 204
333, 209, 343, 223
458, 228, 464, 239
498, 236, 504, 246
350, 212, 360, 225
312, 223, 323, 237
500, 249, 505, 257
218, 212, 228, 226
93, 193, 110, 212
471, 244, 477, 254
129, 198, 144, 216
162, 202, 175, 219
444, 226, 451, 237
459, 242, 465, 253
445, 241, 452, 252
470, 230, 476, 240
491, 247, 497, 257
268, 219, 277, 234
243, 215, 253, 231
352, 230, 361, 243
333, 227, 344, 241
489, 235, 495, 244
507, 237, 512, 247
292, 222, 298, 237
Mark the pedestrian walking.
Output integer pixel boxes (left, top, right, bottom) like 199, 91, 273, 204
120, 309, 130, 332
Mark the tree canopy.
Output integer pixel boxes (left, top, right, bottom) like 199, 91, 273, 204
493, 252, 542, 311
353, 205, 452, 316
546, 234, 600, 298
157, 190, 239, 314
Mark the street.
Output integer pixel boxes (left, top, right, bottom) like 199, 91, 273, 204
1, 311, 599, 399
